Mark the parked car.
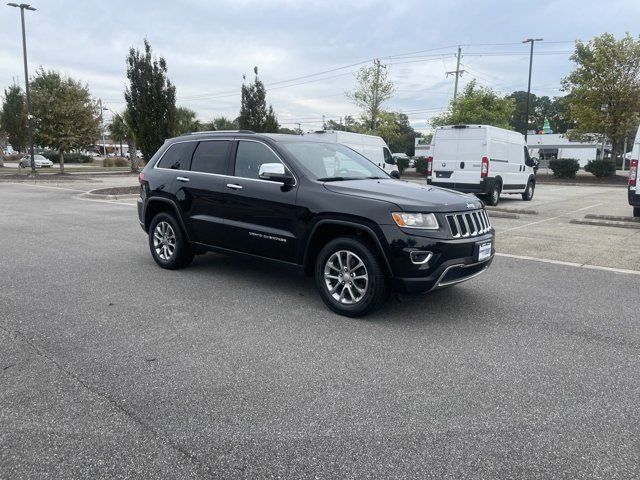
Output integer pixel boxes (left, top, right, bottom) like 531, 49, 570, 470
303, 130, 400, 178
137, 131, 495, 317
19, 154, 54, 168
628, 125, 640, 217
427, 125, 537, 206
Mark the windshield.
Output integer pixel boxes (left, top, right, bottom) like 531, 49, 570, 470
282, 141, 389, 181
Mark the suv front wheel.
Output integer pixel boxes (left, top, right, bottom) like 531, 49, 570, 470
148, 212, 194, 269
315, 236, 389, 317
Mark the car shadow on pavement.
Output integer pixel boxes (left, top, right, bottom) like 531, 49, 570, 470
182, 252, 490, 324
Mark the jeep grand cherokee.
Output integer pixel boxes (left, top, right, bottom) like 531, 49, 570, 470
137, 131, 495, 317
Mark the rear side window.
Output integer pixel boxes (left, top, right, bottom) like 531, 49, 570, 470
190, 140, 230, 174
234, 141, 282, 179
157, 142, 196, 170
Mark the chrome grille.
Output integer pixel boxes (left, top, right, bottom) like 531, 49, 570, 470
446, 210, 491, 238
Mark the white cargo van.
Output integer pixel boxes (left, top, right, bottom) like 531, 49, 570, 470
628, 125, 640, 217
427, 125, 537, 206
304, 130, 399, 177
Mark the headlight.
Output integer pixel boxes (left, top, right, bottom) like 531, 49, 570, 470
392, 212, 439, 229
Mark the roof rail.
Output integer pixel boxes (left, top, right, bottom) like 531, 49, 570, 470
180, 130, 255, 136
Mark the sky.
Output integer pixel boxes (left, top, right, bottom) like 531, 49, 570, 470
1, 0, 639, 133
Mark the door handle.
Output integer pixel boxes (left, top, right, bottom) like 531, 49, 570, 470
176, 176, 190, 182
226, 183, 243, 190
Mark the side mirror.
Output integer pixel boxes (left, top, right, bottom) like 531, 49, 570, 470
259, 162, 294, 185
390, 170, 401, 179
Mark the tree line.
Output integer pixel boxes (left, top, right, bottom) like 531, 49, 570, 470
1, 32, 639, 172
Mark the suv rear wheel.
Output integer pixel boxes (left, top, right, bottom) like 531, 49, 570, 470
148, 212, 194, 269
315, 236, 389, 317
634, 207, 640, 218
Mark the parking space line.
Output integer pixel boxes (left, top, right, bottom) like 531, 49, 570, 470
500, 203, 603, 233
496, 253, 640, 276
3, 182, 87, 193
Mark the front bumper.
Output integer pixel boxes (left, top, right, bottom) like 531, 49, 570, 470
380, 225, 495, 294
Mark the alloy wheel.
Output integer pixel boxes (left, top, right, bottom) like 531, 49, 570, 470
153, 221, 176, 261
324, 250, 369, 304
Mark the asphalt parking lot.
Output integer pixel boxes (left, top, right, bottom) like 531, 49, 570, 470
1, 181, 639, 479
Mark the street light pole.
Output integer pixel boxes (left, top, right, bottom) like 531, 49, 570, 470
522, 38, 543, 142
8, 3, 37, 176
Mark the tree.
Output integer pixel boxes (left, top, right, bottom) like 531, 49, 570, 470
346, 60, 395, 130
125, 39, 177, 162
173, 106, 200, 135
30, 69, 101, 174
0, 84, 28, 152
508, 91, 574, 134
376, 111, 401, 148
562, 33, 640, 159
431, 80, 514, 129
108, 109, 139, 171
239, 68, 280, 133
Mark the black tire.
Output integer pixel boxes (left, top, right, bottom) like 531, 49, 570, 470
521, 180, 535, 201
315, 236, 390, 317
148, 212, 194, 269
485, 181, 501, 206
634, 207, 640, 218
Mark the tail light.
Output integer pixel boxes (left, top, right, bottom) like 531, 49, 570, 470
426, 156, 433, 177
138, 172, 145, 185
481, 157, 489, 178
630, 159, 638, 187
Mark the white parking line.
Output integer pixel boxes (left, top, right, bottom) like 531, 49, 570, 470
496, 253, 640, 276
3, 182, 87, 193
499, 203, 603, 233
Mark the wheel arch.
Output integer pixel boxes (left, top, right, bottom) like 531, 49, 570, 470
143, 198, 189, 238
302, 219, 392, 276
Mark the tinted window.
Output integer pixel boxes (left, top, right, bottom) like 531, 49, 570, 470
190, 140, 229, 174
157, 142, 196, 170
383, 147, 395, 164
234, 141, 282, 179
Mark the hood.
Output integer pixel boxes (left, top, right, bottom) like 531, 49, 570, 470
323, 179, 482, 212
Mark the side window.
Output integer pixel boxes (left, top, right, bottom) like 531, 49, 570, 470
234, 141, 283, 179
383, 147, 395, 164
190, 140, 230, 175
157, 142, 196, 170
524, 146, 531, 163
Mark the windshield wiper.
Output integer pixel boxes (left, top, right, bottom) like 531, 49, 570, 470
317, 176, 358, 182
366, 176, 387, 179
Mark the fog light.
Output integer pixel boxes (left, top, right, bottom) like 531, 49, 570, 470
410, 251, 433, 265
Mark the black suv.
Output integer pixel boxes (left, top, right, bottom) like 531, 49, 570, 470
137, 131, 495, 316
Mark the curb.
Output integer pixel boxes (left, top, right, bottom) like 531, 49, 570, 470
486, 211, 520, 219
83, 189, 139, 200
487, 206, 538, 215
569, 219, 640, 230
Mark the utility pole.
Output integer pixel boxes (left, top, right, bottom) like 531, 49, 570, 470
99, 99, 107, 157
523, 38, 543, 141
339, 116, 343, 131
446, 46, 465, 101
322, 115, 326, 130
8, 3, 37, 176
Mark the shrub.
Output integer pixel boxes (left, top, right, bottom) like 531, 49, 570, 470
415, 157, 428, 175
41, 150, 93, 164
395, 157, 409, 174
584, 159, 616, 178
102, 156, 129, 167
548, 158, 580, 179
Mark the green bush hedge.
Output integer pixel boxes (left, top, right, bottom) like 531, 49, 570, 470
415, 157, 428, 175
395, 157, 409, 174
102, 157, 129, 167
584, 159, 616, 178
41, 150, 93, 164
548, 158, 580, 179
